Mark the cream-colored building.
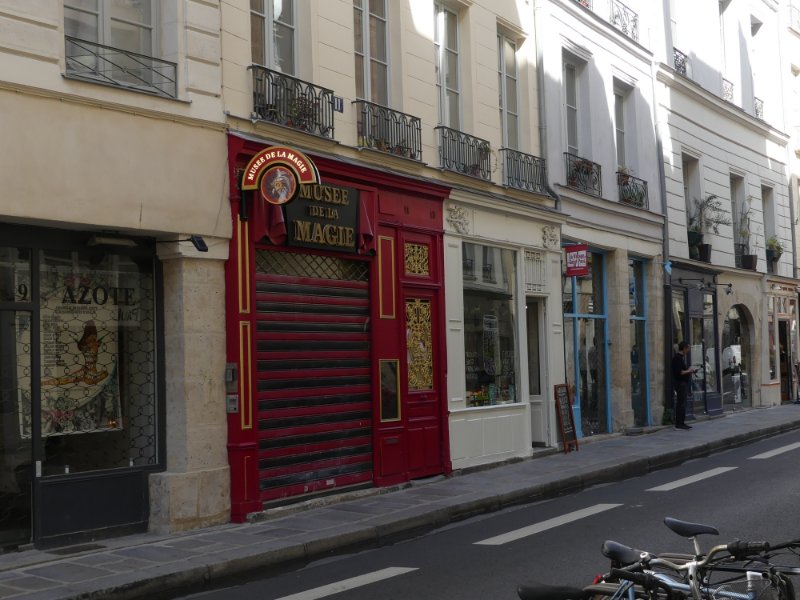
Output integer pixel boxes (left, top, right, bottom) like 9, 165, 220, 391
0, 0, 230, 545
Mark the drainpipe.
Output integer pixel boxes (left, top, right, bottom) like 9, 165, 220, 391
650, 58, 672, 423
534, 0, 561, 213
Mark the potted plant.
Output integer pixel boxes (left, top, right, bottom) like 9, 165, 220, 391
766, 235, 783, 263
687, 194, 731, 262
736, 204, 757, 270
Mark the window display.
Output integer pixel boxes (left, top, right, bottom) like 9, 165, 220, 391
462, 243, 518, 407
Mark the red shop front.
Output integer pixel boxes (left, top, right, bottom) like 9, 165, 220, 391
225, 134, 451, 520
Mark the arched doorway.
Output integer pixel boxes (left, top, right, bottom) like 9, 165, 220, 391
721, 305, 752, 409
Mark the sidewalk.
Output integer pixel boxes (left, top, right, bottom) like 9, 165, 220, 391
2, 404, 799, 600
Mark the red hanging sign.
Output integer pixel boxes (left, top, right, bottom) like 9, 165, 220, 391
565, 244, 589, 277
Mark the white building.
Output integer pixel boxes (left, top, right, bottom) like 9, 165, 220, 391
655, 0, 797, 414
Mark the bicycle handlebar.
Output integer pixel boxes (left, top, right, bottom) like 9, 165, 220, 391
726, 540, 770, 558
646, 542, 770, 573
609, 568, 673, 594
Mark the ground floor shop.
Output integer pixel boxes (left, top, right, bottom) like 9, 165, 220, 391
0, 224, 163, 547
443, 197, 565, 468
225, 135, 451, 520
764, 279, 800, 406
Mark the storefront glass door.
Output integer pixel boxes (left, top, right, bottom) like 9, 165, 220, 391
0, 310, 33, 547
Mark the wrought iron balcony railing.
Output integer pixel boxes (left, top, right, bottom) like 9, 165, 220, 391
722, 78, 734, 102
249, 65, 335, 138
353, 100, 422, 161
500, 148, 547, 194
65, 36, 177, 98
754, 97, 764, 120
617, 171, 648, 209
575, 0, 592, 8
674, 48, 689, 77
435, 126, 492, 181
610, 0, 639, 41
564, 153, 602, 197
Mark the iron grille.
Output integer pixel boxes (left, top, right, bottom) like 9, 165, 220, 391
722, 79, 734, 102
617, 171, 649, 209
610, 0, 639, 41
249, 65, 335, 138
501, 148, 547, 193
65, 36, 177, 99
674, 48, 688, 76
353, 100, 422, 161
256, 250, 368, 282
524, 250, 547, 293
754, 97, 764, 119
564, 153, 602, 197
435, 126, 492, 180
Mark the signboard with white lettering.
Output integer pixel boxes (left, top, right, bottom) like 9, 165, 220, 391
285, 183, 359, 253
565, 243, 589, 277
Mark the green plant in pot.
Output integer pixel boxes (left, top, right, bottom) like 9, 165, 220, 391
736, 204, 758, 270
687, 194, 731, 261
766, 235, 783, 263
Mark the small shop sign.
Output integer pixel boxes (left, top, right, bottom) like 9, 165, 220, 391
564, 243, 589, 277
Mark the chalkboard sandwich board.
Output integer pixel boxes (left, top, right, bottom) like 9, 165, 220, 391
554, 384, 579, 454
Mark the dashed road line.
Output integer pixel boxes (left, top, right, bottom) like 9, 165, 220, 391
749, 442, 800, 460
274, 567, 419, 600
646, 467, 737, 492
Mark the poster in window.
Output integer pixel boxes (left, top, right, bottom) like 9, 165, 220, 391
23, 266, 130, 437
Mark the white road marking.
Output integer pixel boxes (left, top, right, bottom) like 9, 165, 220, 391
474, 503, 622, 546
646, 467, 737, 492
273, 567, 418, 600
749, 442, 800, 460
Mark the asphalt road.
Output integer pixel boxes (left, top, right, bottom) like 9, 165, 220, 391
180, 429, 800, 600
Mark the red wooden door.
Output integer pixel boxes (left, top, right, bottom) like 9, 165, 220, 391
373, 227, 445, 484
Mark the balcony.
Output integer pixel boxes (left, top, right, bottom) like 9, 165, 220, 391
500, 149, 547, 194
575, 0, 592, 8
249, 65, 334, 138
754, 97, 764, 120
673, 48, 689, 77
435, 127, 492, 181
610, 0, 639, 42
564, 153, 602, 197
65, 36, 177, 98
722, 78, 734, 102
353, 100, 422, 161
617, 171, 648, 209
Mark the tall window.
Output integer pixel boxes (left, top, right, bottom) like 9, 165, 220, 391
354, 0, 388, 105
564, 59, 579, 156
498, 34, 519, 149
64, 0, 155, 57
614, 90, 625, 169
250, 0, 295, 74
730, 174, 746, 257
434, 3, 460, 128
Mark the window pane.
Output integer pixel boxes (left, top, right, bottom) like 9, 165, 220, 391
567, 106, 578, 151
505, 77, 517, 113
65, 0, 99, 10
446, 89, 460, 128
565, 64, 576, 104
110, 19, 152, 55
110, 0, 151, 27
273, 22, 294, 73
353, 6, 363, 54
355, 54, 365, 98
371, 61, 387, 105
251, 14, 266, 64
369, 0, 386, 19
446, 10, 458, 51
0, 247, 31, 303
446, 49, 459, 88
506, 113, 518, 149
251, 0, 264, 12
463, 243, 518, 407
370, 15, 387, 62
38, 250, 157, 474
65, 7, 99, 41
504, 38, 515, 75
274, 0, 293, 24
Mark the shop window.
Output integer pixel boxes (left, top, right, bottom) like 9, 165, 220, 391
629, 259, 647, 427
37, 249, 157, 475
463, 243, 518, 407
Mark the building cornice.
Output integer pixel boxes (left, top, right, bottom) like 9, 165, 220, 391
656, 66, 790, 147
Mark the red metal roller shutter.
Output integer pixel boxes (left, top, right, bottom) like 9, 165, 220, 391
255, 250, 372, 503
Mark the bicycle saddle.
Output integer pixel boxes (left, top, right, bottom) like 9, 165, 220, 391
664, 517, 719, 538
602, 540, 649, 566
517, 582, 587, 600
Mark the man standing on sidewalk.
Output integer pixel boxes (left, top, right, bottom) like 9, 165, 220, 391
672, 341, 697, 430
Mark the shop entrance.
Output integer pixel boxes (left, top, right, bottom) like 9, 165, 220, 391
254, 249, 373, 502
0, 310, 32, 547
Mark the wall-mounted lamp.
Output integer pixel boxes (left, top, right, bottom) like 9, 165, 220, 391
706, 282, 734, 295
154, 235, 208, 252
